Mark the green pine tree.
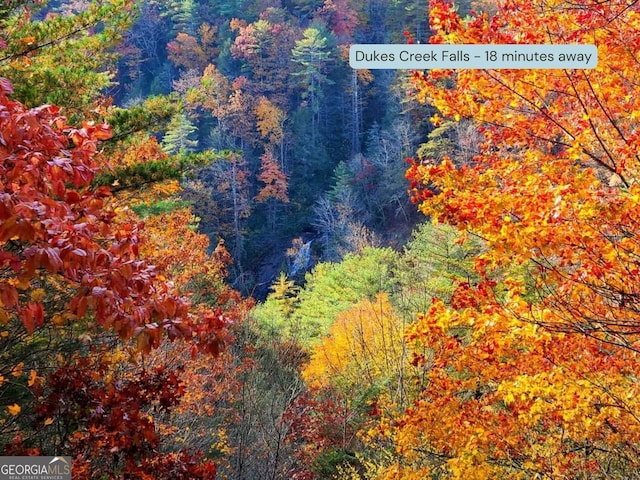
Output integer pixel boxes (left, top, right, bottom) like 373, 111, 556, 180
162, 112, 198, 154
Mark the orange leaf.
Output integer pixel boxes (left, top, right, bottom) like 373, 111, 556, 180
11, 362, 24, 377
27, 369, 38, 387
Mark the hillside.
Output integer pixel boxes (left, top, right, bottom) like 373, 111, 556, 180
2, 0, 640, 479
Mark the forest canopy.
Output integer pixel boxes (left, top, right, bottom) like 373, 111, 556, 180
2, 0, 640, 478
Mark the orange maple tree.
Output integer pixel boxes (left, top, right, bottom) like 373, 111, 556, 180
167, 24, 219, 73
372, 0, 640, 478
407, 0, 640, 343
256, 151, 289, 204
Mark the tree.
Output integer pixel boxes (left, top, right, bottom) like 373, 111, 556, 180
162, 112, 199, 154
103, 94, 179, 144
0, 79, 191, 344
222, 321, 307, 480
167, 23, 219, 72
291, 23, 335, 144
0, 0, 135, 116
128, 205, 255, 478
369, 295, 640, 479
313, 0, 359, 44
394, 220, 483, 316
230, 12, 299, 106
117, 0, 169, 100
250, 271, 300, 339
293, 247, 398, 343
167, 33, 207, 71
224, 77, 258, 150
254, 96, 287, 166
190, 153, 252, 266
256, 150, 290, 232
256, 150, 289, 203
303, 292, 410, 400
312, 161, 381, 260
186, 63, 231, 120
25, 353, 218, 479
407, 0, 640, 345
190, 70, 258, 150
282, 385, 363, 480
0, 78, 230, 475
162, 0, 198, 36
290, 293, 418, 478
373, 0, 640, 477
363, 119, 420, 226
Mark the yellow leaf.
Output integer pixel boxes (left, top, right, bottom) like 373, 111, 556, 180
151, 179, 181, 196
7, 404, 21, 416
30, 288, 46, 303
44, 417, 54, 426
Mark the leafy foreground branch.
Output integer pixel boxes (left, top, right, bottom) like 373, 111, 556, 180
0, 77, 237, 477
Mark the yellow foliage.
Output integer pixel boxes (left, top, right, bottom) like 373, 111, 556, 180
303, 293, 406, 393
150, 180, 181, 197
254, 96, 285, 145
29, 288, 46, 303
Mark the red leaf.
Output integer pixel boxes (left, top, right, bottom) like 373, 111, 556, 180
43, 247, 63, 273
65, 191, 81, 204
75, 296, 89, 318
21, 302, 44, 333
0, 283, 18, 308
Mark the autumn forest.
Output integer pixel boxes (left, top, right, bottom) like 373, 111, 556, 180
1, 0, 640, 478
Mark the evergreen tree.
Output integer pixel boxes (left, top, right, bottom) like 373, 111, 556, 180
0, 0, 135, 116
161, 0, 198, 35
291, 22, 335, 144
162, 112, 198, 154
